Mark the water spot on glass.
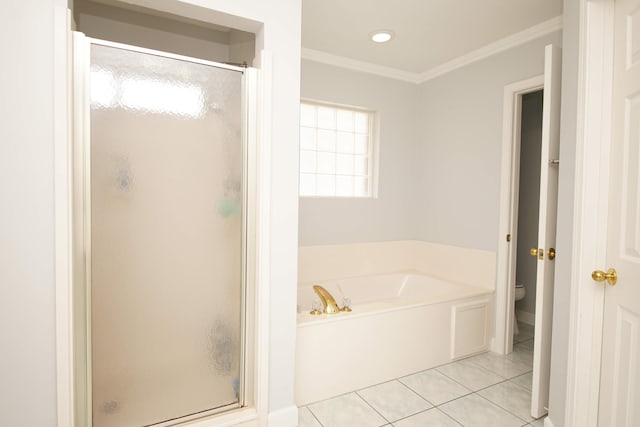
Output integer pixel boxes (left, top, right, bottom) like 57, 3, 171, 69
116, 166, 132, 191
209, 320, 234, 375
102, 400, 120, 414
111, 156, 134, 193
217, 197, 239, 218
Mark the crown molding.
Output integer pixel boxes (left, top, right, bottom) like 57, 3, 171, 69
301, 48, 422, 84
417, 15, 563, 83
301, 15, 563, 85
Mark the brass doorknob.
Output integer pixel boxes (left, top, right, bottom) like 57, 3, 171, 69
548, 248, 556, 260
530, 247, 539, 257
592, 268, 617, 286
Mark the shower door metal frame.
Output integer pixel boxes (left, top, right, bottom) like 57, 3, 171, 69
71, 33, 254, 427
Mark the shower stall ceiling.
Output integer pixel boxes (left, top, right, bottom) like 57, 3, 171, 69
75, 0, 255, 66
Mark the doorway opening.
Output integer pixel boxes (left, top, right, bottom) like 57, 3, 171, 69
496, 44, 562, 419
495, 74, 544, 356
513, 89, 544, 347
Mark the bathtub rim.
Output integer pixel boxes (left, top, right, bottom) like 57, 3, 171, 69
297, 271, 494, 327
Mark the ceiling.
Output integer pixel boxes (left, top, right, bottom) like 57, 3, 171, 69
302, 0, 563, 75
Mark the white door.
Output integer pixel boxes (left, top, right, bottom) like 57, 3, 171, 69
597, 0, 640, 424
530, 44, 562, 419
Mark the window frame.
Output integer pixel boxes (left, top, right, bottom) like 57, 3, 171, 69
298, 98, 379, 199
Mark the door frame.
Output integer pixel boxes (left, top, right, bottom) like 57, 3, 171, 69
564, 0, 615, 426
495, 75, 544, 355
54, 15, 274, 427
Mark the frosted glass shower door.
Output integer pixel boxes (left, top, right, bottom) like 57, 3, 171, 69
88, 42, 245, 427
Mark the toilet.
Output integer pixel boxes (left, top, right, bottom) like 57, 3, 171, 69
514, 283, 526, 335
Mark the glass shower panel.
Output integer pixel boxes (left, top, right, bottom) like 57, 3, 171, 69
89, 43, 244, 427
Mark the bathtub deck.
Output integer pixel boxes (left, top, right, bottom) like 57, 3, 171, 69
299, 323, 546, 427
297, 282, 492, 326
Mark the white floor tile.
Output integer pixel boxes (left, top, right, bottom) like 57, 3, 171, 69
518, 338, 535, 351
506, 343, 534, 367
439, 394, 528, 427
478, 380, 536, 422
393, 408, 461, 427
298, 407, 322, 427
301, 344, 542, 427
529, 416, 547, 426
466, 352, 532, 379
400, 369, 471, 405
510, 372, 533, 391
436, 359, 505, 391
357, 380, 432, 422
514, 323, 534, 343
308, 393, 387, 427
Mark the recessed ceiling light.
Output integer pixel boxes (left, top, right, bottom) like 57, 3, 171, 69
370, 30, 394, 43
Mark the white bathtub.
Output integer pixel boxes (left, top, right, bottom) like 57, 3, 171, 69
295, 272, 493, 405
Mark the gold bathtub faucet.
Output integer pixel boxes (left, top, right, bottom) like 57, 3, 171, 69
312, 285, 341, 314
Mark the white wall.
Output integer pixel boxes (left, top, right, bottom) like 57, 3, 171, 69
414, 31, 562, 252
0, 0, 301, 425
298, 240, 496, 290
299, 60, 417, 245
299, 32, 562, 252
0, 1, 60, 425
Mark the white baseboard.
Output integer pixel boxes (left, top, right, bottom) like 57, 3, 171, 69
489, 337, 500, 354
267, 405, 298, 427
183, 408, 258, 427
516, 309, 535, 326
544, 416, 554, 427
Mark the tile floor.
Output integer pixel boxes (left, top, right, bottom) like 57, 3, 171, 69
299, 323, 547, 427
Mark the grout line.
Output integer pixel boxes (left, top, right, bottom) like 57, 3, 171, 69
463, 355, 533, 380
304, 349, 540, 427
464, 355, 521, 378
508, 373, 534, 393
436, 400, 469, 427
392, 378, 436, 408
464, 377, 513, 394
434, 359, 508, 392
357, 378, 435, 422
474, 389, 533, 424
432, 366, 482, 392
303, 405, 325, 427
354, 390, 393, 425
388, 407, 432, 425
437, 407, 465, 426
388, 407, 465, 427
398, 374, 474, 407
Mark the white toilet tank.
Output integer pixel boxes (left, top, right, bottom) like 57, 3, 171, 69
515, 283, 526, 301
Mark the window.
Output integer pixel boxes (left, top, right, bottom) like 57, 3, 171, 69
299, 101, 377, 197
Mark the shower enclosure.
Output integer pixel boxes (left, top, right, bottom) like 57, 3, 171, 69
73, 36, 250, 427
